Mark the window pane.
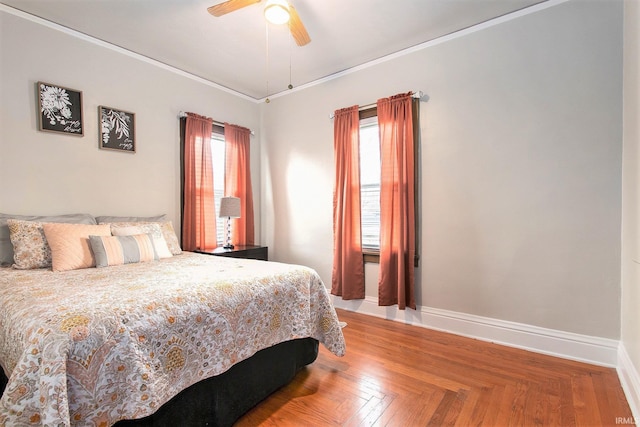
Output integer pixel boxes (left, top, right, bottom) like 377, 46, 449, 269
211, 134, 225, 245
360, 121, 380, 249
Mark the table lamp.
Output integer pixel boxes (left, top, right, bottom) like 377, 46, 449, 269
219, 197, 241, 249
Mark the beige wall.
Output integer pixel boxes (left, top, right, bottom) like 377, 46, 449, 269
0, 11, 261, 234
261, 0, 623, 338
622, 0, 640, 409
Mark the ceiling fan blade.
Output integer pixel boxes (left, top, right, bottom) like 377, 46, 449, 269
288, 5, 311, 46
207, 0, 261, 17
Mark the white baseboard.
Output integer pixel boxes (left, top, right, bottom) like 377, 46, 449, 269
331, 296, 619, 367
618, 343, 640, 421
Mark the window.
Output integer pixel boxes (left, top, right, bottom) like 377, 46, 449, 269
359, 116, 381, 251
358, 103, 420, 265
211, 132, 226, 245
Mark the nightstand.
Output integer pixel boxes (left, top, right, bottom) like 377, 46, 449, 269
195, 245, 268, 261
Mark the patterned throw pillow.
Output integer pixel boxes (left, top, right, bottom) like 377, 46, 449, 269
156, 222, 182, 255
1, 213, 96, 266
7, 219, 51, 269
89, 234, 158, 268
110, 223, 172, 258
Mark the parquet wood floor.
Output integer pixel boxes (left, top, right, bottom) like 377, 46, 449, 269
236, 309, 633, 426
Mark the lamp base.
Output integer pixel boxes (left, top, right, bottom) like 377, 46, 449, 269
223, 216, 234, 250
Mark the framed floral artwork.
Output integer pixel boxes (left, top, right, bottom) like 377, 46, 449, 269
37, 81, 83, 136
98, 106, 135, 153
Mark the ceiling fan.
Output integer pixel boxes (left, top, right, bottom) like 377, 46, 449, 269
207, 0, 311, 46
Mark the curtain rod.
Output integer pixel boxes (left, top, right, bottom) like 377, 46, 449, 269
328, 91, 424, 120
178, 111, 255, 136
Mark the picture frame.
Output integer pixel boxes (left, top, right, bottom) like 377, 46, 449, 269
98, 106, 135, 153
37, 81, 83, 136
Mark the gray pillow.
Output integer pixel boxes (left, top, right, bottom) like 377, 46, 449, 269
0, 213, 97, 266
96, 214, 167, 224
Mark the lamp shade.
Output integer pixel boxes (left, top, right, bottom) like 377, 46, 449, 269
219, 197, 241, 218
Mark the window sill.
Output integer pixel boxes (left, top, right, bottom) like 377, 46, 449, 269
363, 251, 380, 264
363, 250, 420, 267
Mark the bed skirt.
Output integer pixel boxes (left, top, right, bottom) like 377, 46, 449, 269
1, 337, 319, 427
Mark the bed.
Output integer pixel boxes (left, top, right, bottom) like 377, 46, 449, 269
0, 252, 346, 426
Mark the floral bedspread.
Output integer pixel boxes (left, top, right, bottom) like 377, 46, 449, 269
0, 252, 346, 426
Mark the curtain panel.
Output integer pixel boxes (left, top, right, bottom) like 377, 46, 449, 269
377, 92, 416, 310
224, 123, 255, 246
182, 112, 217, 251
331, 105, 365, 300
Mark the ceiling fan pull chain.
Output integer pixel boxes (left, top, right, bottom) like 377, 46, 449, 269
265, 22, 271, 103
288, 31, 293, 90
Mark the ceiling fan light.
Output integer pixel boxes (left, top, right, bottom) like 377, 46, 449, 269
264, 0, 290, 25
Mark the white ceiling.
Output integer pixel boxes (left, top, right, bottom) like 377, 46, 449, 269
1, 0, 546, 101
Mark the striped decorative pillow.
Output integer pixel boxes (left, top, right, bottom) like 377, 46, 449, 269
102, 221, 182, 255
110, 223, 172, 258
89, 234, 158, 268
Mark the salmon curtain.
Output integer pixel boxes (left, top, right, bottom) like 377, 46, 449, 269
224, 123, 255, 246
331, 106, 365, 299
377, 92, 416, 310
182, 113, 217, 251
